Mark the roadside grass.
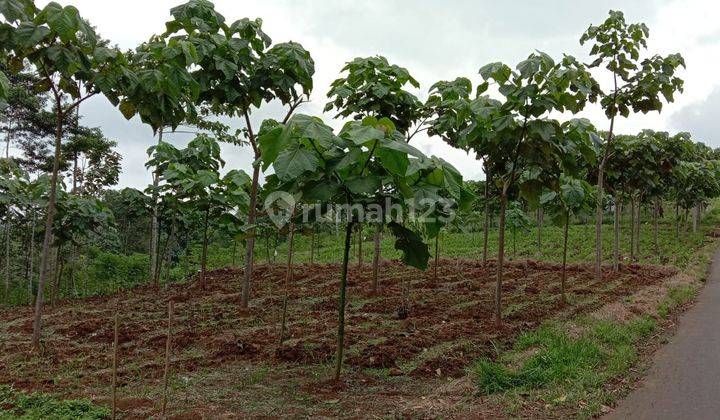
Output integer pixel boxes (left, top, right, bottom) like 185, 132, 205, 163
465, 207, 720, 418
471, 316, 657, 417
0, 385, 109, 420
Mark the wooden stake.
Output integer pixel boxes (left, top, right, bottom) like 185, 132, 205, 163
161, 300, 174, 418
111, 299, 119, 420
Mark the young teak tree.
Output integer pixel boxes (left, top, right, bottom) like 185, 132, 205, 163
441, 52, 598, 326
261, 114, 468, 381
117, 31, 200, 286
0, 0, 130, 349
147, 134, 250, 289
162, 0, 315, 309
325, 55, 424, 290
580, 10, 685, 281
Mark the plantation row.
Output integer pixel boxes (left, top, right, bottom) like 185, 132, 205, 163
0, 0, 716, 382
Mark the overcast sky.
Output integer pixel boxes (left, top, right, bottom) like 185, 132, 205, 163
32, 0, 720, 188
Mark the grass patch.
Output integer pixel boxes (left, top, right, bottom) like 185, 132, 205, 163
657, 284, 698, 318
0, 385, 109, 420
471, 316, 656, 416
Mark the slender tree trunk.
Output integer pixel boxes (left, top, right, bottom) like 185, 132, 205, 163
111, 300, 119, 420
433, 233, 440, 282
494, 192, 508, 327
595, 114, 615, 281
692, 203, 699, 233
279, 213, 296, 345
163, 222, 176, 287
28, 212, 35, 304
199, 208, 210, 289
536, 208, 543, 254
334, 221, 354, 381
357, 224, 363, 267
310, 227, 315, 266
635, 199, 641, 257
51, 246, 63, 309
149, 128, 164, 287
3, 222, 9, 302
482, 164, 490, 265
613, 193, 620, 271
630, 197, 636, 262
241, 163, 260, 309
561, 213, 569, 305
653, 198, 660, 254
675, 202, 680, 237
231, 238, 237, 268
372, 225, 381, 292
161, 300, 174, 417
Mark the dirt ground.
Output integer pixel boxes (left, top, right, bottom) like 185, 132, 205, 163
0, 259, 676, 418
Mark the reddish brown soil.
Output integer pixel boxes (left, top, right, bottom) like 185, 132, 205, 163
0, 259, 676, 418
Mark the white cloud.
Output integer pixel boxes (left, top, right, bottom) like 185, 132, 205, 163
33, 0, 720, 187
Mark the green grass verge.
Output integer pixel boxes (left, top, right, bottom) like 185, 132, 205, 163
0, 385, 109, 420
471, 316, 657, 417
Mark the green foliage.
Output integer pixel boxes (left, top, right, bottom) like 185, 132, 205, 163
0, 385, 109, 419
162, 0, 315, 121
326, 56, 421, 134
581, 10, 685, 118
0, 0, 130, 106
78, 250, 149, 295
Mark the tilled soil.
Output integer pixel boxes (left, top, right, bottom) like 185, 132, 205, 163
0, 258, 676, 418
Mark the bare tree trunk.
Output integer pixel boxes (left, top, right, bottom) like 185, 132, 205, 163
3, 222, 9, 302
111, 300, 119, 420
433, 233, 439, 282
198, 208, 210, 289
536, 207, 543, 254
279, 213, 296, 345
595, 114, 615, 282
653, 198, 659, 254
28, 212, 35, 304
495, 192, 508, 327
357, 224, 363, 268
561, 213, 569, 305
50, 245, 63, 309
630, 197, 636, 262
692, 203, 699, 233
482, 165, 490, 265
149, 128, 164, 287
310, 227, 315, 266
241, 163, 260, 308
675, 202, 680, 237
231, 237, 237, 268
334, 221, 355, 381
161, 300, 174, 417
635, 199, 641, 257
371, 225, 381, 292
613, 193, 620, 271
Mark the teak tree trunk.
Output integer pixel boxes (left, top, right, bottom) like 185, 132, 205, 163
198, 208, 210, 289
482, 164, 490, 265
241, 161, 260, 309
495, 192, 508, 327
630, 197, 636, 262
433, 233, 440, 282
357, 224, 363, 267
279, 213, 296, 345
371, 225, 381, 292
149, 128, 164, 287
334, 221, 355, 381
561, 213, 569, 305
613, 193, 620, 271
32, 101, 65, 349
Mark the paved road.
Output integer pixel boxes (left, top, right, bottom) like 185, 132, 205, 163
607, 245, 720, 420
